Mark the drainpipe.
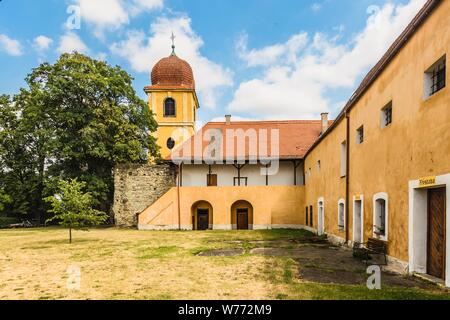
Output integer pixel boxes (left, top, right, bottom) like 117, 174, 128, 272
177, 163, 182, 230
345, 110, 350, 244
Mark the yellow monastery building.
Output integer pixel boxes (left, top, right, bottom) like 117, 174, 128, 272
114, 0, 449, 287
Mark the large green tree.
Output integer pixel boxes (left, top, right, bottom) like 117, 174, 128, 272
0, 94, 43, 218
0, 53, 159, 223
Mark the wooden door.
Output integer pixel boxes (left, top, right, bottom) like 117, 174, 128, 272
237, 209, 249, 230
197, 209, 209, 231
427, 188, 446, 280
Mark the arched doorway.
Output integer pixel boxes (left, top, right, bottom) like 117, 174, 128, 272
231, 200, 254, 230
191, 201, 213, 230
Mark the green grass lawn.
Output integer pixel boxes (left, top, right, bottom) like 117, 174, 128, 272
0, 227, 448, 300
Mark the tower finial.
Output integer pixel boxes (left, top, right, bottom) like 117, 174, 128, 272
171, 32, 176, 56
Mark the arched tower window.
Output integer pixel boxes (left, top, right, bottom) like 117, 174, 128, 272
164, 98, 176, 117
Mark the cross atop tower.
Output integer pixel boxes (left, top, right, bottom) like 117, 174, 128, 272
171, 32, 176, 55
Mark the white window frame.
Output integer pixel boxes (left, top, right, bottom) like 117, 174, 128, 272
373, 192, 388, 241
338, 198, 346, 231
340, 141, 347, 177
352, 195, 364, 244
317, 197, 325, 236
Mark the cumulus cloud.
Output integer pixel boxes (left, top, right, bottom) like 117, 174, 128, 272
228, 0, 427, 120
57, 32, 88, 54
0, 34, 23, 56
237, 32, 308, 67
73, 0, 163, 37
110, 16, 233, 109
33, 35, 53, 53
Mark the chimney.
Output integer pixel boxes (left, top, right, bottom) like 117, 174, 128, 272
225, 115, 232, 125
321, 113, 329, 134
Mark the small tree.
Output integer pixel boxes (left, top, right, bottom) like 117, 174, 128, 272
45, 179, 108, 243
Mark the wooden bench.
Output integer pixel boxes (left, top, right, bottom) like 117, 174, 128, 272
353, 238, 388, 266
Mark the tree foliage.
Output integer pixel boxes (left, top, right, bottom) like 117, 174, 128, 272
45, 179, 108, 243
0, 53, 159, 222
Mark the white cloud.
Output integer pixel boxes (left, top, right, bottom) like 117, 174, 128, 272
0, 34, 23, 56
33, 35, 53, 53
228, 0, 427, 120
57, 32, 88, 54
238, 32, 308, 67
74, 0, 163, 38
110, 16, 233, 109
311, 3, 322, 12
129, 0, 164, 15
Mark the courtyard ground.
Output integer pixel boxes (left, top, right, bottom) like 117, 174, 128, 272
0, 227, 449, 300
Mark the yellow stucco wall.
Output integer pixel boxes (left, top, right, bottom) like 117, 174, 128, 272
304, 121, 347, 239
147, 90, 198, 159
304, 0, 450, 262
138, 186, 305, 229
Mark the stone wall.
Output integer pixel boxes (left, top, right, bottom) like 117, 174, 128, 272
112, 163, 176, 227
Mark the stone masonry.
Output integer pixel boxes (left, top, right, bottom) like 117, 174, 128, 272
112, 163, 176, 227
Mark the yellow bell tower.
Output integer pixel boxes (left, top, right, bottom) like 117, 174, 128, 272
145, 39, 199, 160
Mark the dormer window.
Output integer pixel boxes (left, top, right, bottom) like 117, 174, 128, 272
164, 98, 176, 117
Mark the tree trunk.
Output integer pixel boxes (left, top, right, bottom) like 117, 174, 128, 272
36, 156, 46, 226
69, 227, 72, 244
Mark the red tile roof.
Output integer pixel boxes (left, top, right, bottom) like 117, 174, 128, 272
167, 120, 332, 162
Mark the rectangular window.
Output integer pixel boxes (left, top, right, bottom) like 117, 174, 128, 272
375, 199, 386, 237
340, 141, 347, 177
338, 202, 345, 230
317, 160, 321, 171
309, 205, 313, 227
207, 174, 217, 187
424, 55, 446, 98
233, 177, 248, 186
356, 126, 364, 144
381, 102, 392, 128
305, 207, 309, 226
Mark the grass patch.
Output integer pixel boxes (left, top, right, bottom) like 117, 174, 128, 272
0, 227, 448, 300
138, 246, 182, 259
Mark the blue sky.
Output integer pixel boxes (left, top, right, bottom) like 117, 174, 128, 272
0, 0, 426, 123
